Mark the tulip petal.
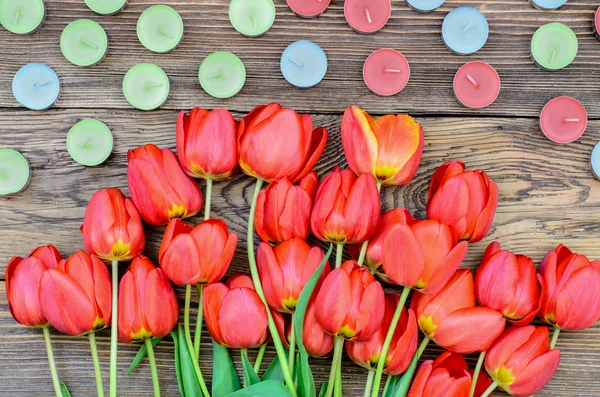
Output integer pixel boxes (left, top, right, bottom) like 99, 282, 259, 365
254, 189, 269, 243
159, 218, 194, 264
485, 325, 536, 373
407, 360, 434, 397
161, 234, 201, 286
355, 280, 385, 340
6, 257, 47, 326
91, 254, 112, 325
145, 269, 178, 338
554, 265, 600, 330
427, 161, 466, 207
315, 268, 351, 336
426, 176, 470, 235
476, 250, 519, 312
386, 308, 418, 375
504, 326, 550, 375
311, 171, 343, 241
344, 174, 381, 243
292, 126, 328, 183
470, 179, 498, 242
118, 270, 142, 343
341, 106, 378, 176
219, 288, 269, 349
382, 223, 424, 288
443, 376, 471, 397
257, 243, 285, 311
203, 283, 229, 345
509, 350, 560, 397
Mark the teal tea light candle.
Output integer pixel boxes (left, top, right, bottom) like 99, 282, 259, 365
137, 5, 183, 53
442, 7, 489, 55
530, 0, 567, 11
531, 23, 577, 70
199, 52, 246, 99
590, 142, 600, 180
406, 0, 445, 13
85, 0, 127, 15
281, 40, 327, 88
12, 63, 60, 110
123, 63, 170, 111
0, 148, 30, 195
60, 19, 108, 67
67, 119, 114, 166
229, 0, 275, 37
0, 0, 45, 34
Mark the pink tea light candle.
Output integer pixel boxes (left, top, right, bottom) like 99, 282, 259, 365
540, 96, 587, 143
453, 62, 500, 108
363, 48, 410, 96
344, 0, 391, 34
287, 0, 330, 18
594, 7, 600, 40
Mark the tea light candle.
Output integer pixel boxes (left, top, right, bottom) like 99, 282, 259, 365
67, 119, 113, 166
344, 0, 391, 34
0, 0, 45, 35
529, 0, 567, 11
137, 5, 184, 53
540, 96, 587, 143
595, 7, 600, 40
281, 40, 327, 88
442, 7, 489, 55
229, 0, 275, 37
406, 0, 445, 13
199, 52, 246, 99
363, 49, 410, 96
123, 63, 170, 111
590, 142, 600, 180
453, 62, 500, 108
287, 0, 330, 18
12, 63, 60, 110
531, 23, 577, 70
85, 0, 127, 15
0, 148, 30, 195
60, 19, 108, 67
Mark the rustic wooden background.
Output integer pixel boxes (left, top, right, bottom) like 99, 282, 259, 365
1, 0, 600, 396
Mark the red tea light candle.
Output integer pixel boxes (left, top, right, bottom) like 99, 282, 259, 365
594, 7, 600, 40
453, 62, 500, 109
287, 0, 330, 18
363, 48, 410, 96
540, 96, 587, 143
344, 0, 391, 34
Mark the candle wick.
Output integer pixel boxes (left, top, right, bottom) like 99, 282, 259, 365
461, 20, 474, 35
384, 68, 402, 74
80, 138, 91, 149
207, 70, 223, 79
365, 8, 372, 24
466, 73, 480, 88
81, 38, 98, 50
564, 118, 580, 123
34, 80, 51, 88
550, 49, 557, 64
159, 26, 173, 39
289, 57, 304, 67
145, 82, 164, 90
13, 8, 21, 25
252, 14, 258, 28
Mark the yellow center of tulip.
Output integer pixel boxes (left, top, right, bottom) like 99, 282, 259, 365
418, 316, 437, 337
131, 327, 153, 342
491, 366, 515, 390
544, 313, 558, 327
374, 165, 400, 182
283, 297, 298, 312
324, 232, 347, 243
110, 240, 131, 261
337, 325, 356, 339
93, 317, 106, 331
168, 203, 187, 220
414, 279, 427, 290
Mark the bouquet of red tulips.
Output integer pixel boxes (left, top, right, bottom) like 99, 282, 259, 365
6, 103, 600, 397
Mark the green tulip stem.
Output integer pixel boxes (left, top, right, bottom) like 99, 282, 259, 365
371, 286, 411, 397
194, 284, 204, 359
335, 355, 342, 397
254, 343, 267, 373
204, 178, 213, 221
469, 351, 486, 397
325, 337, 345, 397
335, 243, 344, 269
363, 370, 375, 397
394, 336, 431, 397
145, 338, 161, 397
357, 183, 381, 268
288, 312, 297, 375
480, 381, 498, 397
550, 327, 561, 350
382, 374, 392, 396
43, 326, 64, 397
109, 259, 119, 397
89, 332, 105, 397
247, 178, 298, 397
184, 284, 211, 397
241, 349, 249, 387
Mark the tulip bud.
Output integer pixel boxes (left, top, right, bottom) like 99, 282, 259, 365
408, 352, 472, 397
427, 160, 498, 243
127, 144, 204, 226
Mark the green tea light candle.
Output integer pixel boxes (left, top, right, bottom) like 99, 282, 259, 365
229, 0, 275, 37
0, 0, 45, 35
67, 119, 114, 166
137, 5, 184, 53
60, 19, 108, 67
199, 52, 246, 99
531, 23, 578, 70
84, 0, 127, 15
0, 148, 30, 195
123, 63, 170, 110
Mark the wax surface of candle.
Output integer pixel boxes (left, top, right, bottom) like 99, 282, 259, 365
453, 62, 500, 108
0, 0, 44, 34
199, 52, 246, 99
529, 0, 567, 10
85, 0, 127, 15
442, 7, 489, 55
590, 142, 600, 180
531, 23, 577, 70
363, 48, 410, 96
540, 96, 587, 143
67, 119, 114, 166
596, 7, 600, 39
12, 63, 60, 110
287, 0, 330, 18
281, 40, 327, 88
137, 5, 183, 53
229, 0, 275, 37
406, 0, 445, 13
344, 0, 391, 34
0, 148, 30, 195
60, 19, 108, 67
123, 63, 170, 111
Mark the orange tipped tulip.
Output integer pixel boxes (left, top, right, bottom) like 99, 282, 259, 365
408, 352, 472, 397
6, 245, 61, 327
118, 256, 178, 343
39, 251, 111, 335
204, 274, 269, 349
411, 269, 505, 354
485, 326, 560, 397
255, 171, 318, 244
382, 219, 468, 294
81, 188, 145, 262
311, 167, 381, 244
314, 260, 385, 341
476, 242, 540, 326
346, 294, 418, 375
538, 244, 600, 331
427, 161, 498, 243
176, 108, 238, 180
127, 144, 204, 226
159, 218, 238, 287
341, 106, 424, 186
238, 103, 328, 183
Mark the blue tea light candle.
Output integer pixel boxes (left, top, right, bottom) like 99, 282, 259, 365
406, 0, 445, 13
281, 40, 327, 88
442, 7, 489, 55
530, 0, 567, 11
591, 142, 600, 180
12, 63, 60, 110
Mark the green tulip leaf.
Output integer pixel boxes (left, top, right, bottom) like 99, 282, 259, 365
60, 381, 72, 397
171, 330, 185, 397
318, 381, 329, 397
178, 325, 202, 397
241, 350, 261, 387
225, 380, 293, 396
383, 376, 400, 397
261, 348, 289, 382
390, 360, 419, 397
126, 336, 163, 375
212, 341, 241, 397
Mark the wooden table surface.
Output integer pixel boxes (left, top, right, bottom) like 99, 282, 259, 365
2, 0, 600, 396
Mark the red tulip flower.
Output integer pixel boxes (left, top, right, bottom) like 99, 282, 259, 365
127, 144, 204, 226
476, 242, 540, 326
411, 269, 505, 354
159, 218, 238, 287
314, 261, 385, 341
346, 294, 418, 375
6, 245, 61, 327
238, 103, 328, 183
176, 108, 237, 180
39, 251, 111, 335
255, 171, 318, 244
538, 244, 600, 331
427, 161, 498, 243
408, 352, 473, 397
204, 274, 269, 349
81, 188, 145, 262
382, 219, 468, 294
485, 326, 560, 397
311, 167, 381, 244
341, 106, 424, 186
118, 256, 178, 343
